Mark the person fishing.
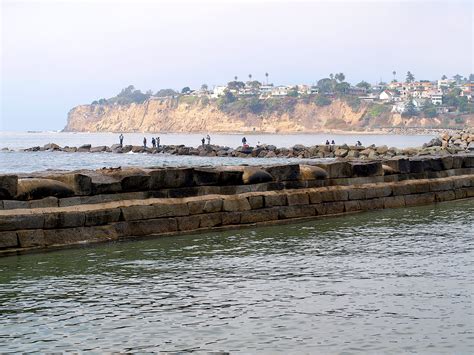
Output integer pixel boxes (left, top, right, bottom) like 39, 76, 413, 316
151, 137, 156, 148
119, 134, 124, 146
143, 137, 147, 149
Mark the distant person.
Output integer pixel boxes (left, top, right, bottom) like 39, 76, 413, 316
331, 140, 335, 145
143, 137, 147, 149
156, 137, 160, 148
206, 134, 211, 145
201, 137, 205, 146
242, 137, 247, 146
356, 140, 362, 146
325, 140, 330, 145
119, 134, 124, 146
151, 137, 156, 148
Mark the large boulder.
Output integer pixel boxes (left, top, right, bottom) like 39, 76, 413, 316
0, 175, 18, 199
264, 164, 300, 181
16, 178, 75, 200
242, 167, 273, 184
299, 165, 328, 180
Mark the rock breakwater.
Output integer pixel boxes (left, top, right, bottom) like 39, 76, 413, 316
1, 155, 473, 255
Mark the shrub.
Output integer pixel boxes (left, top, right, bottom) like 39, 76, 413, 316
315, 95, 332, 106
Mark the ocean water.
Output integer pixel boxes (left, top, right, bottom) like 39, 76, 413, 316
0, 200, 472, 353
0, 131, 435, 173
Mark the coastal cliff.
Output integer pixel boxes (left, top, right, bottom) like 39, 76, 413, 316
64, 98, 471, 133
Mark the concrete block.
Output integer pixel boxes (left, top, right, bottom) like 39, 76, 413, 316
318, 162, 352, 178
248, 195, 264, 209
84, 208, 122, 226
29, 196, 59, 208
223, 197, 251, 212
264, 193, 287, 207
264, 164, 300, 181
222, 212, 241, 225
359, 198, 384, 211
429, 179, 454, 192
278, 205, 315, 219
17, 229, 45, 248
383, 196, 406, 208
308, 190, 322, 204
199, 213, 222, 228
193, 168, 220, 186
149, 168, 194, 189
241, 208, 279, 223
0, 213, 44, 231
344, 200, 361, 212
0, 231, 18, 248
286, 191, 309, 206
409, 159, 424, 174
44, 211, 86, 229
350, 161, 383, 177
127, 218, 177, 236
435, 190, 456, 202
2, 200, 29, 209
323, 202, 345, 215
299, 165, 328, 180
43, 225, 118, 246
177, 215, 201, 231
404, 193, 435, 206
47, 173, 92, 195
348, 188, 367, 200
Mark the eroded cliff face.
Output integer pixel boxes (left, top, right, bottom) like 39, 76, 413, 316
64, 99, 470, 133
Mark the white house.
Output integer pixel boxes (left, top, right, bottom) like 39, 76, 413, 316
430, 92, 443, 105
379, 90, 395, 101
211, 86, 227, 98
271, 85, 290, 96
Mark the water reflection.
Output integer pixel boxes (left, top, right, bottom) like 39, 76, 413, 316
0, 200, 473, 353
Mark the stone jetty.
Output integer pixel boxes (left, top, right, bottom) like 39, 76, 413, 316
1, 154, 473, 255
19, 129, 474, 160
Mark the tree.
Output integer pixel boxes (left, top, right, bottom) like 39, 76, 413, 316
181, 87, 191, 94
265, 72, 269, 84
335, 82, 350, 94
469, 74, 474, 82
403, 97, 417, 117
201, 84, 208, 91
453, 74, 462, 83
329, 73, 334, 80
335, 73, 345, 82
234, 76, 238, 81
315, 94, 332, 106
317, 78, 333, 93
155, 89, 177, 97
356, 81, 371, 90
227, 81, 245, 90
248, 74, 252, 81
406, 71, 415, 83
392, 70, 396, 81
441, 74, 447, 80
145, 90, 153, 96
422, 100, 437, 118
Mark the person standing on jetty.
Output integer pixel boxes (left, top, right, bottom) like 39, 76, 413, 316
201, 137, 205, 146
151, 137, 156, 148
156, 137, 160, 148
119, 134, 124, 146
143, 137, 147, 149
206, 134, 211, 145
242, 137, 247, 146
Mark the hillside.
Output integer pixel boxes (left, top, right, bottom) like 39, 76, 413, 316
64, 97, 472, 133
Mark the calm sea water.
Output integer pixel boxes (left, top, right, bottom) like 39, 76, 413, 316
0, 200, 472, 353
0, 131, 435, 173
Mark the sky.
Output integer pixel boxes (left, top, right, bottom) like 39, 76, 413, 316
1, 0, 473, 131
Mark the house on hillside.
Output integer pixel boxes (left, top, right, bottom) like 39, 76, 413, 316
271, 85, 290, 96
379, 90, 395, 102
429, 91, 443, 105
211, 86, 227, 98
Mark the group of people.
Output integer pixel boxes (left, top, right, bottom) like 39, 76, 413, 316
324, 139, 363, 146
201, 134, 211, 146
118, 134, 160, 149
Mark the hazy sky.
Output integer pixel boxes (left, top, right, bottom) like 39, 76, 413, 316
1, 0, 473, 131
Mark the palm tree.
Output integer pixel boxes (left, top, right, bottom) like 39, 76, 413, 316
392, 70, 396, 81
248, 74, 252, 81
234, 76, 238, 81
265, 72, 269, 84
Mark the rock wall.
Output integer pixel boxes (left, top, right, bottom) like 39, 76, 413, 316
64, 99, 471, 133
1, 156, 473, 255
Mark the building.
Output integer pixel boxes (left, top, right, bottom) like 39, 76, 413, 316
211, 86, 227, 98
379, 90, 395, 101
430, 92, 443, 105
271, 85, 290, 96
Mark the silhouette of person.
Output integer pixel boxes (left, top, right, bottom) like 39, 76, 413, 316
119, 134, 124, 146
